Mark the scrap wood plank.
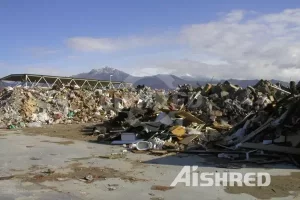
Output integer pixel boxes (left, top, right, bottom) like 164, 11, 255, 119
175, 111, 205, 124
240, 143, 300, 155
168, 150, 247, 154
160, 110, 205, 124
179, 134, 199, 145
150, 150, 169, 155
131, 149, 149, 154
239, 118, 273, 143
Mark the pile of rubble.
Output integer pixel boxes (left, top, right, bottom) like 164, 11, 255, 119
0, 86, 139, 128
2, 79, 300, 166
96, 80, 300, 167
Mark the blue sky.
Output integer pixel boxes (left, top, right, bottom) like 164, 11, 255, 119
1, 0, 300, 80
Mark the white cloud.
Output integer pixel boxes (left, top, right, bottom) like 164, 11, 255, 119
130, 67, 169, 76
128, 59, 230, 80
223, 10, 245, 23
178, 9, 300, 81
65, 8, 300, 81
67, 36, 168, 52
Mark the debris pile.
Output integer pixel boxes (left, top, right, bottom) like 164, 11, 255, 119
0, 86, 139, 128
2, 78, 300, 166
95, 80, 300, 167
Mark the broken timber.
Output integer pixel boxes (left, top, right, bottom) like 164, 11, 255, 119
239, 143, 300, 155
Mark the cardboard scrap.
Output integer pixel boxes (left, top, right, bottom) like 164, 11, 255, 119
213, 121, 232, 130
170, 125, 186, 138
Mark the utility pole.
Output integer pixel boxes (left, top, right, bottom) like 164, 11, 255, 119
109, 75, 113, 89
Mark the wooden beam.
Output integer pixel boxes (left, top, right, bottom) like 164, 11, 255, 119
240, 143, 300, 155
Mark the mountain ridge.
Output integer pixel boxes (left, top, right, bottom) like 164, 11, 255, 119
73, 67, 287, 89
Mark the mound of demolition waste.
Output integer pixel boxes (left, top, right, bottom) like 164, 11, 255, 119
0, 86, 140, 128
94, 80, 300, 167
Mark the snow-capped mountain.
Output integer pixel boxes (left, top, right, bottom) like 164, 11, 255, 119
74, 66, 131, 82
73, 67, 195, 89
73, 67, 287, 89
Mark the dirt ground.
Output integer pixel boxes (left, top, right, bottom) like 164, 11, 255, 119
2, 124, 300, 199
20, 123, 99, 142
15, 162, 146, 184
225, 172, 300, 199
